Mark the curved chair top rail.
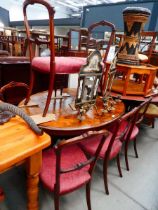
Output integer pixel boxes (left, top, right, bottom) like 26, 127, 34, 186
87, 20, 116, 64
23, 0, 55, 62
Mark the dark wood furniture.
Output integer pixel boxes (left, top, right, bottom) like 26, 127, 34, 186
0, 81, 29, 105
87, 20, 116, 64
0, 57, 69, 94
0, 116, 51, 210
40, 129, 109, 210
23, 0, 86, 116
80, 117, 122, 195
19, 88, 125, 137
139, 31, 158, 63
0, 35, 25, 56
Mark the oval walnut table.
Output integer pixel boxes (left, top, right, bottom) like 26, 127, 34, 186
19, 88, 125, 137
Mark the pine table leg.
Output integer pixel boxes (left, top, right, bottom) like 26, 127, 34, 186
26, 152, 42, 210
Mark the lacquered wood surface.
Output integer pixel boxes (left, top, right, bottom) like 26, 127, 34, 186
106, 62, 158, 96
0, 116, 50, 172
111, 91, 158, 103
20, 88, 125, 136
0, 116, 51, 210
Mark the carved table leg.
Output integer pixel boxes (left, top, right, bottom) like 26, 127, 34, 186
26, 152, 42, 210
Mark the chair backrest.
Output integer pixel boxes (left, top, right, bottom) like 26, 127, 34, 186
87, 20, 116, 64
119, 97, 152, 141
54, 129, 109, 192
139, 31, 158, 63
23, 0, 55, 62
0, 81, 29, 105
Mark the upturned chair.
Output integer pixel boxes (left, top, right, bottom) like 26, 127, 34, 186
86, 20, 116, 95
23, 0, 86, 116
118, 97, 152, 171
87, 20, 116, 64
80, 118, 122, 195
139, 31, 158, 63
40, 129, 109, 210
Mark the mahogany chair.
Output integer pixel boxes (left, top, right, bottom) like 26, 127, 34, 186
139, 31, 158, 63
40, 129, 109, 210
23, 0, 86, 116
0, 81, 29, 105
87, 20, 116, 64
118, 97, 152, 171
87, 20, 116, 95
80, 118, 122, 195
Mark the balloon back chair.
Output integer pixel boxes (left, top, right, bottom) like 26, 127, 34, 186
118, 97, 152, 171
40, 129, 109, 210
0, 81, 29, 105
23, 0, 86, 116
139, 31, 158, 63
86, 20, 116, 95
80, 118, 122, 195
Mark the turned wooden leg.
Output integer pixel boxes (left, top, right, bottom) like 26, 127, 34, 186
26, 152, 42, 210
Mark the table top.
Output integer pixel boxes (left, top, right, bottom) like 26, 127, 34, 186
111, 91, 158, 103
20, 89, 125, 136
0, 116, 51, 172
106, 61, 158, 70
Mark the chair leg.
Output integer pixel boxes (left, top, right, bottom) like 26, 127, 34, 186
116, 154, 123, 177
124, 141, 130, 171
54, 193, 60, 210
86, 182, 91, 210
133, 138, 138, 158
43, 72, 55, 117
103, 157, 109, 195
24, 69, 35, 105
0, 187, 4, 202
152, 118, 155, 128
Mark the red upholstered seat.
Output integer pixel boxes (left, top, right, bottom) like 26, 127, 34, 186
40, 130, 109, 210
80, 133, 122, 160
117, 120, 139, 141
40, 145, 91, 195
32, 56, 86, 74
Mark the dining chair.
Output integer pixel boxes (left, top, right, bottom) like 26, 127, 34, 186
23, 0, 86, 116
40, 129, 109, 210
139, 31, 158, 63
86, 20, 116, 95
0, 81, 29, 105
118, 97, 152, 171
80, 118, 122, 195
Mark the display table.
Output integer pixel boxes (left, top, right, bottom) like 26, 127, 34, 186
19, 88, 125, 136
106, 62, 158, 96
0, 116, 51, 210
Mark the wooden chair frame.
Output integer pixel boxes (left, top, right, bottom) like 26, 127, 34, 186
23, 0, 55, 116
41, 129, 109, 210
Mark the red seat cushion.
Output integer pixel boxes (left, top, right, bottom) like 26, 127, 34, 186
80, 133, 122, 160
117, 120, 139, 141
32, 56, 86, 74
40, 145, 91, 195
